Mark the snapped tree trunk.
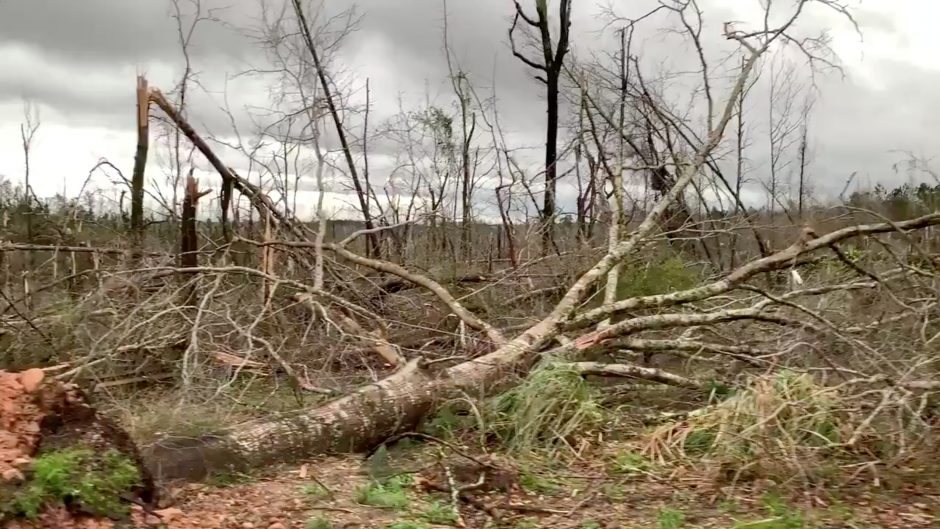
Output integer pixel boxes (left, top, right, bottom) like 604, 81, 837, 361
130, 76, 149, 261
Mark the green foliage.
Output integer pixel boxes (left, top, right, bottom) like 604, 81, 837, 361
610, 450, 652, 475
580, 522, 601, 529
518, 471, 563, 495
306, 517, 333, 529
355, 475, 412, 510
421, 406, 473, 440
513, 517, 540, 529
485, 362, 604, 455
730, 493, 803, 528
614, 256, 701, 299
300, 483, 331, 500
420, 500, 459, 525
205, 470, 253, 487
5, 447, 141, 520
656, 506, 686, 529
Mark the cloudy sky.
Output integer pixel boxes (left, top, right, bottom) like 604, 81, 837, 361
0, 0, 936, 221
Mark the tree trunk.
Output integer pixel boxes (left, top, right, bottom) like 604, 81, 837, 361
130, 76, 149, 261
144, 327, 552, 482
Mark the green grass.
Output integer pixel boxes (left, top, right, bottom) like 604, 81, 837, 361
300, 483, 331, 500
355, 475, 413, 510
731, 493, 804, 529
657, 506, 685, 529
306, 517, 333, 529
611, 449, 652, 475
519, 471, 563, 495
4, 446, 141, 520
420, 500, 459, 525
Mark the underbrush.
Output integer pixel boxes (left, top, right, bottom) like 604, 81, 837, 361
643, 370, 938, 486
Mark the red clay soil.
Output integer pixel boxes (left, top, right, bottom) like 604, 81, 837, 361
0, 369, 46, 484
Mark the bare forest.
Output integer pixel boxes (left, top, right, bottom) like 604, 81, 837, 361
1, 0, 939, 527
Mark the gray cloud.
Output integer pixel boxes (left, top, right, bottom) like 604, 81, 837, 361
0, 0, 935, 215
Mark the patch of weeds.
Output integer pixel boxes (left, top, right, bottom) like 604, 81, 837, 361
5, 447, 141, 519
519, 471, 562, 495
718, 498, 741, 513
646, 370, 882, 481
611, 449, 651, 475
205, 470, 253, 487
602, 481, 626, 501
580, 522, 601, 529
513, 517, 540, 529
387, 523, 428, 529
731, 493, 803, 529
306, 517, 333, 529
682, 428, 716, 456
824, 502, 857, 524
422, 406, 473, 439
355, 475, 412, 510
420, 500, 459, 525
300, 483, 331, 500
656, 506, 685, 529
706, 380, 735, 402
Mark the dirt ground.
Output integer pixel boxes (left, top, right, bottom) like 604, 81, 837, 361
109, 451, 940, 528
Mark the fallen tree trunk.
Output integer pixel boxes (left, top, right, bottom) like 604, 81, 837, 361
143, 327, 549, 482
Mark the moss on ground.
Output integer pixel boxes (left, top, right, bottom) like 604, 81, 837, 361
1, 445, 142, 521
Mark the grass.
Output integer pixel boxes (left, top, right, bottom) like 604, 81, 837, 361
3, 446, 141, 520
644, 370, 879, 482
484, 362, 604, 456
657, 506, 686, 529
419, 500, 459, 525
355, 475, 413, 510
306, 517, 333, 529
300, 482, 331, 500
610, 449, 652, 475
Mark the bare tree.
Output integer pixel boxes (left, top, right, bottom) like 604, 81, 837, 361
290, 0, 380, 257
509, 0, 573, 254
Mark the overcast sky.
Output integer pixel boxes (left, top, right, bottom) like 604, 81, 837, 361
0, 0, 937, 220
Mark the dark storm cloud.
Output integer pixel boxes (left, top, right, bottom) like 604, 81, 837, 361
0, 0, 251, 63
0, 0, 936, 208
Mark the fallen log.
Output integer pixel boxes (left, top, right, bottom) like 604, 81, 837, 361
0, 369, 157, 525
142, 329, 546, 482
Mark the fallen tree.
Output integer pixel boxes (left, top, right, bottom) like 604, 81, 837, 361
136, 1, 914, 483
